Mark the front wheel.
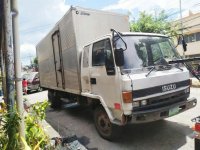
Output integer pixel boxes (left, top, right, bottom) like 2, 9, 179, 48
94, 106, 121, 140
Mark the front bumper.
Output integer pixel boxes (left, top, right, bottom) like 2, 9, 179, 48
131, 97, 197, 123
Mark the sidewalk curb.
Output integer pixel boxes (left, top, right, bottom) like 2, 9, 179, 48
23, 95, 88, 149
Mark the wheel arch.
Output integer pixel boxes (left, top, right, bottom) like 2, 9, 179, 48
81, 93, 121, 125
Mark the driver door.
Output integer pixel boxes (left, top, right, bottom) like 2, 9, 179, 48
89, 38, 121, 108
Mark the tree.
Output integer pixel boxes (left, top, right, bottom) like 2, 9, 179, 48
32, 57, 38, 71
33, 57, 38, 66
130, 10, 178, 37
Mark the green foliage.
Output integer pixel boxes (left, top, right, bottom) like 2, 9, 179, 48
25, 100, 50, 149
33, 57, 38, 65
0, 109, 21, 150
0, 101, 51, 150
130, 11, 178, 36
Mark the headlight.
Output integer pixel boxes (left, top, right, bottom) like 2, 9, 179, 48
133, 101, 139, 107
141, 100, 147, 106
184, 87, 190, 93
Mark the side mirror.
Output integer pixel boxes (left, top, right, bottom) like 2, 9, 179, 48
114, 49, 124, 66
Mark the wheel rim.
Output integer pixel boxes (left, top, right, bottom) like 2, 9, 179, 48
96, 111, 112, 136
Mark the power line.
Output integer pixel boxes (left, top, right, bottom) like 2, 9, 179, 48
20, 23, 54, 33
181, 23, 200, 30
22, 27, 51, 34
193, 2, 200, 6
181, 15, 200, 24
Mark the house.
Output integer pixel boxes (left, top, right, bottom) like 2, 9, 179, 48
175, 11, 200, 58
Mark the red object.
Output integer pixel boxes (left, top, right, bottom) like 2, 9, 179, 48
22, 79, 28, 87
195, 123, 200, 132
114, 103, 121, 110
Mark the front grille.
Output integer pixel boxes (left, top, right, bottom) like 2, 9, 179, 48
133, 90, 189, 112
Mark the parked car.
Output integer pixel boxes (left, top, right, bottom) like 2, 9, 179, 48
22, 72, 42, 93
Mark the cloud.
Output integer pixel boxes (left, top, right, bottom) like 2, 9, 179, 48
102, 0, 200, 17
103, 0, 177, 11
20, 43, 36, 66
19, 0, 70, 65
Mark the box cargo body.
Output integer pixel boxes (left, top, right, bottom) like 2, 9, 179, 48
36, 6, 129, 94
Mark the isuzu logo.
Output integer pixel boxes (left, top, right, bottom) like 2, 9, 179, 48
162, 84, 176, 92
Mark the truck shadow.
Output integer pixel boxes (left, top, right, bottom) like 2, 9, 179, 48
46, 106, 193, 150
117, 120, 192, 150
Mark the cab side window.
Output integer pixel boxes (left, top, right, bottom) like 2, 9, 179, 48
104, 39, 114, 68
92, 39, 114, 67
92, 40, 105, 66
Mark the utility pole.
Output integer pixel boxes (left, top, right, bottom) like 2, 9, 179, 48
11, 0, 25, 139
4, 0, 15, 111
179, 0, 185, 57
0, 1, 7, 98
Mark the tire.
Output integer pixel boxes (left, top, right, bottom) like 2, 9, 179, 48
48, 90, 62, 109
94, 106, 121, 140
195, 138, 200, 150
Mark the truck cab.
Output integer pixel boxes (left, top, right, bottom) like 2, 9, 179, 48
81, 32, 197, 139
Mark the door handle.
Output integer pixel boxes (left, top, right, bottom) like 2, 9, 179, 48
90, 78, 96, 84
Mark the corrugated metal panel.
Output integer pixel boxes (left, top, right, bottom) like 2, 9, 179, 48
72, 6, 129, 75
37, 27, 58, 88
59, 10, 80, 92
37, 6, 129, 94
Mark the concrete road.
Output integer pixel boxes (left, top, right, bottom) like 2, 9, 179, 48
42, 88, 199, 150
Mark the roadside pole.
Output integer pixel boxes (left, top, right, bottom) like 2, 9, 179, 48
4, 0, 15, 111
179, 0, 185, 58
0, 2, 7, 98
11, 0, 25, 139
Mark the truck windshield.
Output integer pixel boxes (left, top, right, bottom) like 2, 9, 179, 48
115, 35, 180, 72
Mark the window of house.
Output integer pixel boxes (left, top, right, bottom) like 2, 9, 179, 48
184, 35, 189, 43
188, 33, 196, 42
196, 32, 200, 41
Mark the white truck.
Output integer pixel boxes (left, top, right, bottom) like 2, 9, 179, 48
36, 6, 197, 140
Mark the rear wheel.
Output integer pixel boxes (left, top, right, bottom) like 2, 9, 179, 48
48, 90, 62, 109
94, 106, 121, 140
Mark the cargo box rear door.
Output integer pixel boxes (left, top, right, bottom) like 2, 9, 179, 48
52, 30, 65, 89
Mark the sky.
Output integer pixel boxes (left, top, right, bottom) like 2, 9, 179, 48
18, 0, 200, 66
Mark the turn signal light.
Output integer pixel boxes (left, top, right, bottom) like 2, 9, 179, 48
122, 91, 132, 103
